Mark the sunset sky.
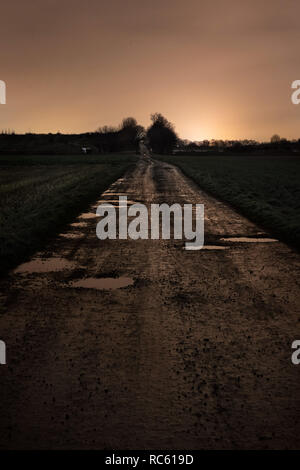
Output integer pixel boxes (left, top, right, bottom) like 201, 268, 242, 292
1, 0, 300, 141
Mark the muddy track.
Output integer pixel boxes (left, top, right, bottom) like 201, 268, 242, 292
0, 157, 300, 449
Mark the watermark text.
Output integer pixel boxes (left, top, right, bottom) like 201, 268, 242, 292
96, 197, 204, 250
0, 340, 6, 365
0, 80, 6, 104
291, 340, 300, 365
291, 80, 300, 104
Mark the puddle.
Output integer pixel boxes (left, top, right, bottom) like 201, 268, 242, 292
220, 237, 278, 243
75, 198, 139, 223
15, 257, 74, 273
102, 192, 127, 196
60, 232, 84, 239
71, 277, 134, 290
202, 245, 229, 250
96, 199, 123, 203
79, 212, 99, 219
70, 222, 87, 228
96, 199, 136, 206
182, 245, 228, 251
94, 200, 137, 207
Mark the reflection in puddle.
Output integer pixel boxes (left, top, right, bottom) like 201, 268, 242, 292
71, 222, 87, 228
15, 257, 74, 273
95, 199, 137, 206
79, 212, 99, 219
102, 192, 127, 196
183, 245, 228, 251
60, 232, 84, 239
73, 197, 138, 224
71, 277, 134, 290
96, 199, 122, 204
220, 237, 278, 243
202, 245, 229, 250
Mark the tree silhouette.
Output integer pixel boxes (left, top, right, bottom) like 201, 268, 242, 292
119, 117, 145, 151
147, 113, 178, 154
271, 134, 281, 143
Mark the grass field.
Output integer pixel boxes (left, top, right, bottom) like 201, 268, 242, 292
0, 154, 137, 275
156, 154, 300, 249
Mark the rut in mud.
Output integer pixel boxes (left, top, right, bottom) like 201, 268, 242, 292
0, 157, 300, 449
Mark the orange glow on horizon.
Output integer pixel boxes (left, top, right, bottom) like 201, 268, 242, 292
1, 1, 300, 141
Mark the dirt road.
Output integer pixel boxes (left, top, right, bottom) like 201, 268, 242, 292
0, 157, 300, 449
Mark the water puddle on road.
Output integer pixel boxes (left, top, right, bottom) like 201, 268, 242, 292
94, 199, 137, 207
72, 197, 138, 225
182, 245, 228, 251
60, 232, 84, 239
202, 245, 229, 250
14, 257, 74, 274
70, 222, 87, 228
71, 277, 134, 290
220, 237, 278, 243
101, 192, 127, 196
78, 202, 138, 220
79, 212, 99, 219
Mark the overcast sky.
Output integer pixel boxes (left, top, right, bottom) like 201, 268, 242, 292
1, 0, 300, 140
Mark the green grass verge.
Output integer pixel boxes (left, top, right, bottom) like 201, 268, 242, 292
0, 154, 137, 275
155, 154, 300, 249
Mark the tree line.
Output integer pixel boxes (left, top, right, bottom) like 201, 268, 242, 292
1, 115, 300, 156
0, 114, 178, 155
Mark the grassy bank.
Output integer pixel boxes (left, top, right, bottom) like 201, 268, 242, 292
156, 154, 300, 249
0, 154, 137, 275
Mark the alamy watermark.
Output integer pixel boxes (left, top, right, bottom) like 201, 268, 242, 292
291, 80, 300, 104
0, 80, 6, 104
291, 340, 300, 365
96, 197, 204, 250
0, 340, 6, 365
